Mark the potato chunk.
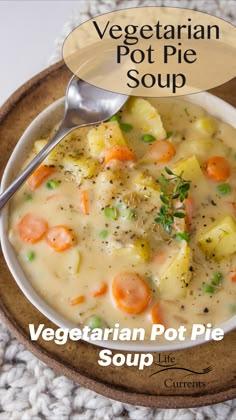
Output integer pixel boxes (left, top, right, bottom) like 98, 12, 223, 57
159, 243, 191, 299
198, 215, 236, 258
127, 98, 166, 140
88, 121, 127, 157
173, 155, 204, 183
63, 156, 99, 181
194, 117, 217, 136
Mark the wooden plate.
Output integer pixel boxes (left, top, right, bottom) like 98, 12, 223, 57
0, 62, 235, 408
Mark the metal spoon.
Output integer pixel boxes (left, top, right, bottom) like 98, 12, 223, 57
0, 76, 128, 210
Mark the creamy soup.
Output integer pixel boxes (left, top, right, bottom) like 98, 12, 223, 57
8, 97, 236, 336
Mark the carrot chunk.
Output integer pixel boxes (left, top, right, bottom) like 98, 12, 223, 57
93, 282, 108, 297
231, 269, 236, 283
17, 213, 48, 244
69, 295, 85, 306
80, 190, 90, 215
204, 156, 231, 182
104, 145, 136, 166
112, 272, 151, 314
28, 165, 55, 190
148, 140, 176, 162
184, 197, 193, 231
151, 303, 164, 325
46, 225, 76, 252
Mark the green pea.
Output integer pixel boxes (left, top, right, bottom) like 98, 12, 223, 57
203, 284, 215, 294
141, 134, 156, 143
99, 229, 109, 239
175, 232, 190, 242
88, 315, 102, 330
46, 179, 59, 190
104, 207, 118, 220
212, 272, 223, 286
216, 183, 231, 195
120, 123, 133, 132
26, 251, 36, 262
24, 193, 33, 201
108, 115, 121, 123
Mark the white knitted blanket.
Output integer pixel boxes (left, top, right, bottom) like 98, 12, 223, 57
1, 1, 236, 418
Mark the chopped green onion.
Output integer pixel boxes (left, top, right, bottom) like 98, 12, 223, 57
26, 251, 36, 262
24, 193, 33, 201
175, 232, 190, 242
120, 123, 133, 132
203, 284, 215, 294
87, 315, 102, 330
211, 272, 223, 286
216, 183, 231, 195
166, 131, 174, 139
141, 134, 156, 143
46, 179, 59, 190
108, 115, 121, 123
104, 207, 118, 220
99, 229, 109, 239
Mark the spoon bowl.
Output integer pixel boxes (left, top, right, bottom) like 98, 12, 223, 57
0, 76, 128, 210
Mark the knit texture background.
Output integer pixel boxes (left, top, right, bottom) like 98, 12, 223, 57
1, 1, 236, 418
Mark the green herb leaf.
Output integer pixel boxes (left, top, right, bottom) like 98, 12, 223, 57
166, 131, 174, 139
173, 212, 185, 218
141, 134, 156, 143
120, 123, 133, 132
154, 168, 191, 235
176, 232, 190, 242
211, 272, 223, 286
165, 167, 174, 175
203, 284, 215, 294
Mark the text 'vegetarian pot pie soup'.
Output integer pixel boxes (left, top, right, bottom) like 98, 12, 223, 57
8, 97, 236, 337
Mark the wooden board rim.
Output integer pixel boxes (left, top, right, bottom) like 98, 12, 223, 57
0, 61, 235, 408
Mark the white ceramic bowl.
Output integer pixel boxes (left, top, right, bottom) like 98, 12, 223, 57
1, 92, 236, 352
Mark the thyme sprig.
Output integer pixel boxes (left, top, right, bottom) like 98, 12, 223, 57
154, 167, 191, 235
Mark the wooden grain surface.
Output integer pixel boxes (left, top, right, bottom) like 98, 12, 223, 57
0, 62, 235, 408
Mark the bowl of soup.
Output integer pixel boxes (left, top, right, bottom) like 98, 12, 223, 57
1, 91, 236, 351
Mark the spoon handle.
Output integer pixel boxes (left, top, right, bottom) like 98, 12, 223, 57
0, 123, 71, 211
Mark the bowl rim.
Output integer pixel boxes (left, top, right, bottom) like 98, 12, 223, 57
1, 91, 236, 352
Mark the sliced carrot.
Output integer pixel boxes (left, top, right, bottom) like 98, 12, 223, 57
46, 194, 60, 202
184, 197, 193, 231
204, 156, 231, 182
28, 165, 55, 190
112, 272, 151, 314
69, 295, 85, 306
80, 190, 90, 215
151, 303, 164, 325
148, 140, 176, 163
46, 225, 76, 252
93, 282, 108, 297
17, 213, 48, 244
104, 145, 136, 166
230, 269, 236, 283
